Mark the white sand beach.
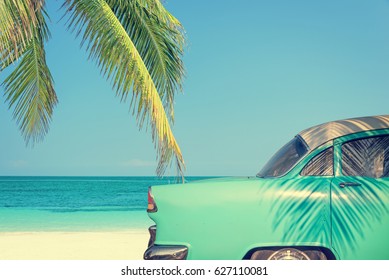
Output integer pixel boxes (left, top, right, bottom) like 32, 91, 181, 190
0, 230, 149, 260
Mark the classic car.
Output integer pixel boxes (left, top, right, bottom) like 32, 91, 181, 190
144, 115, 389, 260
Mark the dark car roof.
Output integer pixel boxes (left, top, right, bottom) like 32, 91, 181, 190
298, 115, 389, 150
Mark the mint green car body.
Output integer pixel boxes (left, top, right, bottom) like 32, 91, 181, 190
146, 116, 389, 260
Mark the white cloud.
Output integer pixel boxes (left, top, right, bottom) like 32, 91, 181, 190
9, 160, 28, 168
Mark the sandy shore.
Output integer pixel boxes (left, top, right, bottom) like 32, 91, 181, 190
0, 230, 149, 260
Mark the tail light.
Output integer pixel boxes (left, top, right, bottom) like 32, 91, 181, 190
147, 187, 158, 213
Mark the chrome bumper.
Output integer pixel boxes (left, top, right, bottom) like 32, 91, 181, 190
144, 245, 188, 260
143, 225, 188, 260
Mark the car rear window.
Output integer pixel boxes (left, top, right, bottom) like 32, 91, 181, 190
257, 136, 308, 178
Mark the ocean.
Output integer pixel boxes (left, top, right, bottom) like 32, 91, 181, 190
0, 176, 215, 232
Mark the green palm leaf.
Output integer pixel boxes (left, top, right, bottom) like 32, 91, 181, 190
2, 3, 58, 144
107, 0, 185, 121
63, 0, 185, 176
134, 0, 185, 29
0, 0, 41, 68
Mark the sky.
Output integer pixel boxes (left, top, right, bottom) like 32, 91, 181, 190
0, 0, 389, 176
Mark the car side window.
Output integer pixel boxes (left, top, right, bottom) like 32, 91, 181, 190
342, 135, 389, 178
301, 147, 334, 176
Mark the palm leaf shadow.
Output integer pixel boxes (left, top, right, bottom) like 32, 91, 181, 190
331, 178, 389, 254
264, 179, 330, 245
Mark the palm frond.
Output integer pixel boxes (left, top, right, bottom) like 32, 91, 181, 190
0, 0, 41, 69
107, 0, 185, 121
2, 3, 57, 144
142, 0, 182, 24
115, 0, 184, 31
63, 0, 185, 177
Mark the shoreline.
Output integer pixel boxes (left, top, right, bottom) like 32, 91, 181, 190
0, 230, 149, 260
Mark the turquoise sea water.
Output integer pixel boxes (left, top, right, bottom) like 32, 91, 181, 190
0, 176, 214, 232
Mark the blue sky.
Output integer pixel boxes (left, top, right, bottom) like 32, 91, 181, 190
1, 0, 388, 176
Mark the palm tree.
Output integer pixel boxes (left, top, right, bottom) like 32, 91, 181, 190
0, 0, 185, 177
